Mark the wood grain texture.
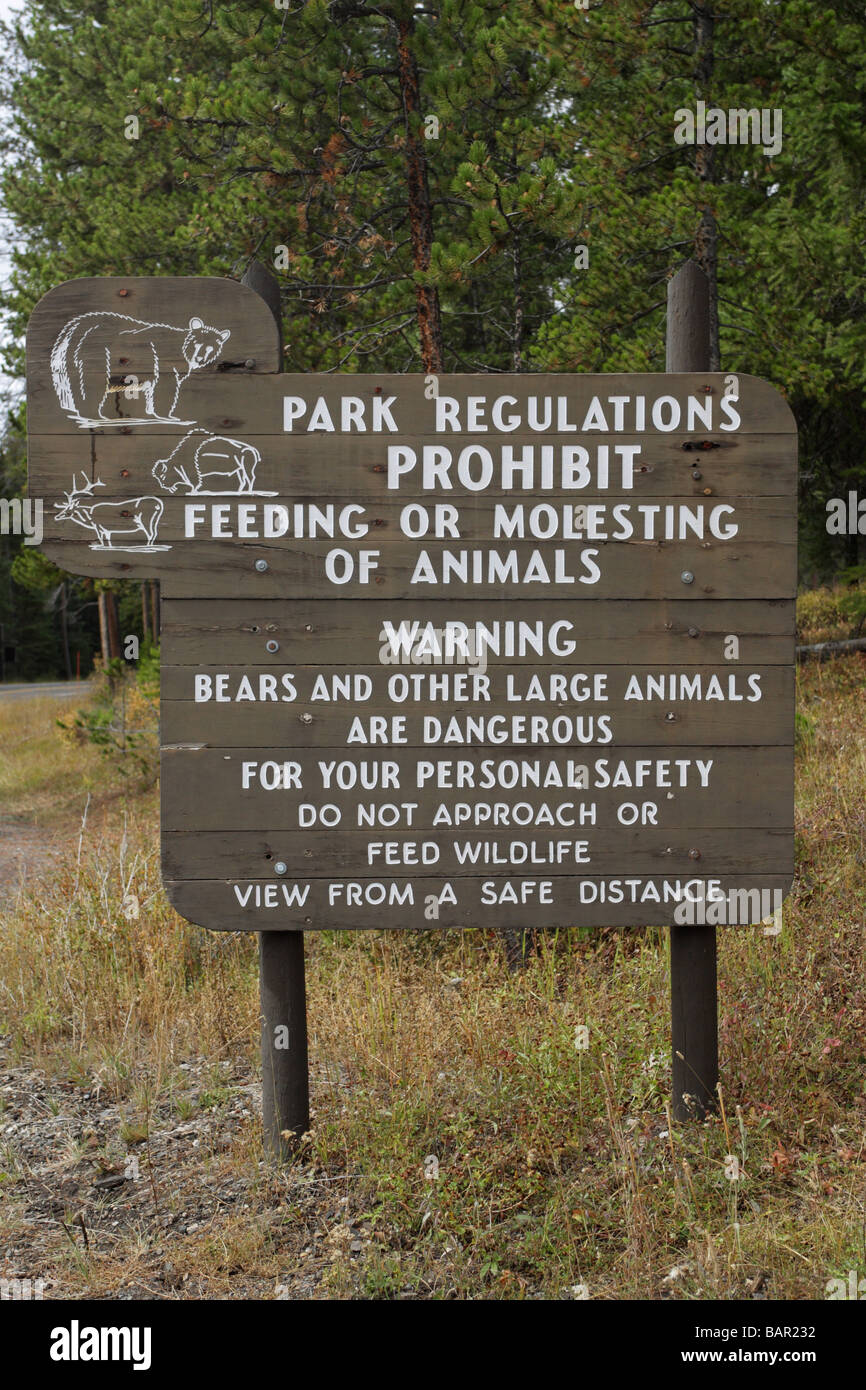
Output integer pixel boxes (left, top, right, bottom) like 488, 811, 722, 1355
159, 664, 794, 746
161, 826, 794, 880
160, 598, 795, 665
163, 873, 795, 932
39, 528, 797, 597
34, 487, 796, 594
27, 371, 797, 433
28, 431, 797, 498
26, 276, 281, 393
34, 495, 798, 542
159, 744, 793, 832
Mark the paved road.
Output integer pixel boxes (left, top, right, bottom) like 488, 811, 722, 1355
0, 680, 94, 701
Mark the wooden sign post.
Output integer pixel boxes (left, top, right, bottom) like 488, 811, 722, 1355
667, 260, 719, 1121
26, 272, 796, 1151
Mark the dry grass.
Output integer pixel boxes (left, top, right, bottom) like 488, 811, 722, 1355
0, 660, 864, 1300
0, 693, 107, 826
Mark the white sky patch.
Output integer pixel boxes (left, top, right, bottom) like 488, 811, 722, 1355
0, 1, 27, 410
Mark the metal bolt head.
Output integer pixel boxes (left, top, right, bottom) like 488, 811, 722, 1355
688, 848, 701, 860
687, 627, 699, 638
265, 639, 280, 653
274, 861, 288, 875
681, 570, 695, 585
691, 469, 702, 480
244, 357, 255, 369
255, 559, 269, 572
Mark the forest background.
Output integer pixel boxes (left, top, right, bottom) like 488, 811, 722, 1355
0, 0, 863, 674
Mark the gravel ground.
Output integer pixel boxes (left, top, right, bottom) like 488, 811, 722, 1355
0, 1037, 379, 1301
0, 822, 65, 887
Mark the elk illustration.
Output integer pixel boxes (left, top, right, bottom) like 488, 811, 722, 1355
54, 474, 165, 549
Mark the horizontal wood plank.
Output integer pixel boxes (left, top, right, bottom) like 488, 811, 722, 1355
160, 598, 795, 665
162, 873, 796, 931
160, 744, 793, 832
27, 371, 798, 435
159, 664, 794, 747
34, 495, 799, 546
161, 826, 794, 880
39, 526, 797, 597
28, 430, 797, 498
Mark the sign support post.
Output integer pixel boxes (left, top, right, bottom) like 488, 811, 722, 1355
259, 930, 310, 1157
242, 262, 311, 1159
666, 259, 719, 1120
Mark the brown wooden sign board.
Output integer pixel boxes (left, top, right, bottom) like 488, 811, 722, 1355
26, 277, 797, 932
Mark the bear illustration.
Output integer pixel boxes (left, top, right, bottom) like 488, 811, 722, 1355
50, 312, 230, 426
151, 429, 262, 494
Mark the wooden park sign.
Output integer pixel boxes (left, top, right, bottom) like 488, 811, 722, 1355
26, 275, 796, 937
27, 268, 797, 1145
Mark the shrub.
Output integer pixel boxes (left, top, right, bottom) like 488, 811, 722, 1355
57, 645, 160, 789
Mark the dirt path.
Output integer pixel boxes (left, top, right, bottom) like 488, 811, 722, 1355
0, 821, 66, 888
0, 681, 94, 702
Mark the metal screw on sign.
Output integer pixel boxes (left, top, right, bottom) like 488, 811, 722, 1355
274, 862, 288, 875
681, 571, 695, 585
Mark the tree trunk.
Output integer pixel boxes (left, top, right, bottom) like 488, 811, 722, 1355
693, 1, 720, 372
105, 588, 122, 660
512, 235, 524, 372
502, 197, 534, 969
97, 590, 110, 665
59, 582, 72, 680
797, 636, 866, 662
396, 16, 445, 373
150, 580, 160, 640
